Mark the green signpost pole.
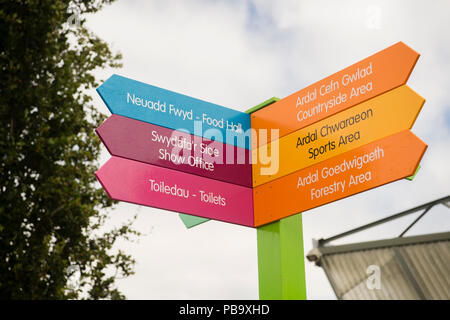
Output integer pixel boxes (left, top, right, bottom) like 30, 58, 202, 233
257, 214, 307, 300
249, 98, 307, 300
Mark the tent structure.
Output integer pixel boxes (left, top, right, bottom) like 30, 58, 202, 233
307, 196, 450, 300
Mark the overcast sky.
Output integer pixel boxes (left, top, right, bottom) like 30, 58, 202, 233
85, 0, 450, 299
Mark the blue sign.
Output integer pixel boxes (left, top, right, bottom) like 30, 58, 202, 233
97, 74, 251, 149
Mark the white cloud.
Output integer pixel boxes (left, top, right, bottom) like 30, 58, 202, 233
86, 0, 450, 300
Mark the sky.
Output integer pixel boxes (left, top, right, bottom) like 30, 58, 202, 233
85, 0, 450, 299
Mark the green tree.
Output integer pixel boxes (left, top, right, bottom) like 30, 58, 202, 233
0, 0, 140, 299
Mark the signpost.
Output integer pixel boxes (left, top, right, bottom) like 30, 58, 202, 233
253, 130, 427, 226
251, 41, 419, 147
252, 85, 425, 186
94, 42, 427, 301
96, 156, 254, 227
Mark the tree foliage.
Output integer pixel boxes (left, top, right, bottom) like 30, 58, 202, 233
0, 0, 139, 299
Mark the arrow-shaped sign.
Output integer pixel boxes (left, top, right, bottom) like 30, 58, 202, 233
251, 42, 419, 147
97, 74, 252, 149
96, 115, 252, 187
95, 156, 254, 227
253, 130, 427, 226
252, 85, 425, 186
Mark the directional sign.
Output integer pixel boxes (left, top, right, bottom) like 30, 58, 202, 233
97, 74, 252, 149
96, 115, 252, 187
253, 130, 427, 227
96, 156, 254, 227
251, 42, 419, 147
252, 85, 425, 186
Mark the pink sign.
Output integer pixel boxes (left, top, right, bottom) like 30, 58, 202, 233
96, 156, 254, 227
96, 115, 252, 187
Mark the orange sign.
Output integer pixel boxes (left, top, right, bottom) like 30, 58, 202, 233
253, 130, 427, 227
251, 42, 419, 148
252, 85, 425, 186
